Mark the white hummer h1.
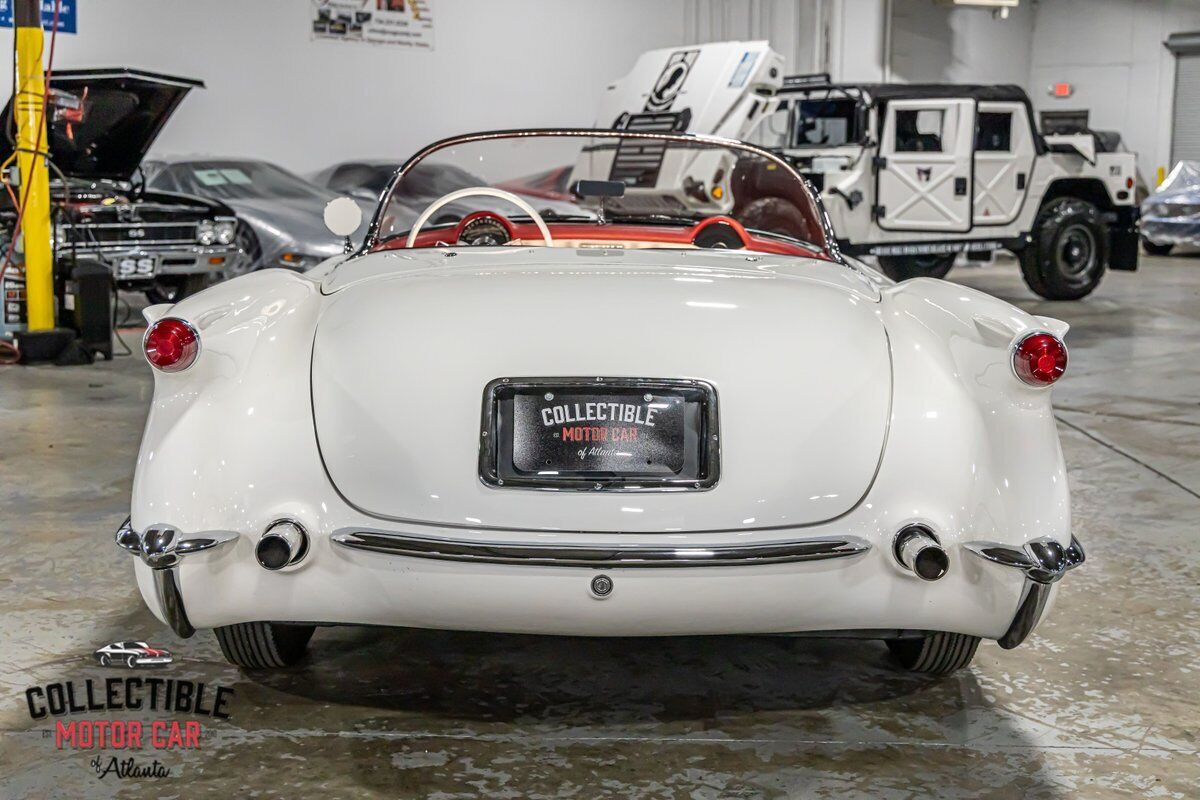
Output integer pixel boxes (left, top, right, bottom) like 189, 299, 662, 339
599, 42, 1140, 300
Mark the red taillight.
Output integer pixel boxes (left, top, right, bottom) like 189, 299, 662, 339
144, 318, 199, 373
1013, 332, 1067, 386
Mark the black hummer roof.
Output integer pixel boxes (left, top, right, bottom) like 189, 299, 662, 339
776, 77, 1043, 152
779, 76, 1031, 106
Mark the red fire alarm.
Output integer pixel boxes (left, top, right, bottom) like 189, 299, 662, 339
1050, 82, 1074, 98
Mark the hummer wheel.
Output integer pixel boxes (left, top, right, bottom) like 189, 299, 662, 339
1020, 198, 1108, 300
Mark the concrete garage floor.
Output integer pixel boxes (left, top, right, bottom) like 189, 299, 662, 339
1, 255, 1199, 798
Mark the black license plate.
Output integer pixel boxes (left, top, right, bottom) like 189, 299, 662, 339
480, 378, 719, 491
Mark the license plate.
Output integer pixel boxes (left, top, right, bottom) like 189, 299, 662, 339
115, 255, 159, 280
480, 378, 719, 491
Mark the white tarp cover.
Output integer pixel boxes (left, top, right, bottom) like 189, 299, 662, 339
1141, 161, 1200, 245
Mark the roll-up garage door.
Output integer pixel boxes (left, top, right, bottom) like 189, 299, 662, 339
1173, 54, 1200, 163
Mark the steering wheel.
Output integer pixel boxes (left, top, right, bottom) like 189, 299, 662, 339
405, 187, 554, 248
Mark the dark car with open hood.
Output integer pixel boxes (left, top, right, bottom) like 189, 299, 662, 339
1, 68, 242, 304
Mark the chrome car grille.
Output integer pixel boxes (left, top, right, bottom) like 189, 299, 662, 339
61, 220, 199, 250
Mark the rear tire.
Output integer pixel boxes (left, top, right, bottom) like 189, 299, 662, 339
215, 622, 315, 669
1019, 198, 1108, 300
886, 632, 980, 674
144, 273, 209, 305
1142, 239, 1174, 256
876, 253, 956, 281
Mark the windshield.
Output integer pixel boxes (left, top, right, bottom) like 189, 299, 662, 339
751, 95, 863, 150
370, 131, 832, 256
155, 161, 331, 201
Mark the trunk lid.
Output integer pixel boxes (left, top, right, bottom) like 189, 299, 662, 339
312, 248, 891, 532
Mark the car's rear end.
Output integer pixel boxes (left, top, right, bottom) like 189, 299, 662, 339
118, 130, 1081, 673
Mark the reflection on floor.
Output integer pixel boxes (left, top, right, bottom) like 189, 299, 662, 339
2, 253, 1198, 798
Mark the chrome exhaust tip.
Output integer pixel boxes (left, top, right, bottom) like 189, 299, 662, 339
255, 520, 308, 571
894, 525, 948, 581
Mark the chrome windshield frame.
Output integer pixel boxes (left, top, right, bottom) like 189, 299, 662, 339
356, 128, 845, 265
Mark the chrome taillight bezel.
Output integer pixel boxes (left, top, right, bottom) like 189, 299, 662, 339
143, 317, 201, 373
1011, 331, 1068, 387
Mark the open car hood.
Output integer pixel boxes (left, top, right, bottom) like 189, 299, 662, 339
2, 69, 202, 182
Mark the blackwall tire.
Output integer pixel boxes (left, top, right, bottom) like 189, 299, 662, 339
144, 273, 209, 305
215, 622, 315, 669
1142, 239, 1174, 256
886, 632, 980, 675
877, 253, 957, 281
1020, 198, 1108, 300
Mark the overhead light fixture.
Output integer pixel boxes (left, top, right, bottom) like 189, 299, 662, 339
935, 0, 1019, 8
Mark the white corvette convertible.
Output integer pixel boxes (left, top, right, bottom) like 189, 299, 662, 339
117, 130, 1083, 673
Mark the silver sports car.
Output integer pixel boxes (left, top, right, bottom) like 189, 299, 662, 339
311, 160, 580, 229
145, 158, 373, 275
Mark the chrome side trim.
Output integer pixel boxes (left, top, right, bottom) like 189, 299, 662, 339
964, 535, 1085, 650
331, 530, 871, 568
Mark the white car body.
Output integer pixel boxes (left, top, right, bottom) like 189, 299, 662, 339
117, 130, 1083, 670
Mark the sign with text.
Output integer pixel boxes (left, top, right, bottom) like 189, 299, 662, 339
311, 0, 433, 49
0, 0, 76, 33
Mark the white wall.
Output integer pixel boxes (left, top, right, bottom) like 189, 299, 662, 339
0, 0, 686, 174
689, 0, 889, 84
829, 0, 889, 82
889, 0, 1034, 85
9, 0, 1198, 184
683, 0, 821, 73
1028, 0, 1200, 182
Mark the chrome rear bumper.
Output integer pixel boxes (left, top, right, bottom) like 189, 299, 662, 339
331, 530, 872, 568
965, 535, 1085, 649
115, 518, 238, 638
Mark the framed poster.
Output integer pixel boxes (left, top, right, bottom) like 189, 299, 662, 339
311, 0, 433, 49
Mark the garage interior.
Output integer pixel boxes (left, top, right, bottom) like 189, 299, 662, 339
2, 1, 1199, 797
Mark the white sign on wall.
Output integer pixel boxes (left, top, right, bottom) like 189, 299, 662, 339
311, 0, 434, 49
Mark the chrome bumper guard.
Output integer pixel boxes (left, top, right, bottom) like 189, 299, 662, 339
331, 530, 871, 568
114, 518, 238, 638
964, 535, 1085, 649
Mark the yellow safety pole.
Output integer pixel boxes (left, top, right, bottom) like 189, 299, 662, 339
13, 0, 53, 331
